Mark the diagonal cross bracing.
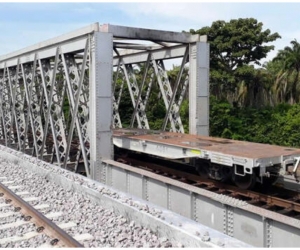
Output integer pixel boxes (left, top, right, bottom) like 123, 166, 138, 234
0, 26, 97, 175
0, 23, 209, 181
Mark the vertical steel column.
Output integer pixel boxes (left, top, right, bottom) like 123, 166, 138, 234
89, 31, 113, 181
189, 37, 210, 136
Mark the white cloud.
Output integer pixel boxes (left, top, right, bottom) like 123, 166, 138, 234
116, 2, 243, 31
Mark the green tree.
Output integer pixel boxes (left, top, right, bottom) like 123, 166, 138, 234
263, 59, 285, 104
237, 66, 275, 107
273, 39, 300, 104
190, 18, 281, 103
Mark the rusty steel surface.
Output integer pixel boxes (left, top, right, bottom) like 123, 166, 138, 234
0, 182, 83, 248
113, 128, 300, 159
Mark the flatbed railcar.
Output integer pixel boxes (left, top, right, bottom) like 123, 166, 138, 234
113, 128, 300, 189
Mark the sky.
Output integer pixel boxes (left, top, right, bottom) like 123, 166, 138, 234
0, 1, 300, 66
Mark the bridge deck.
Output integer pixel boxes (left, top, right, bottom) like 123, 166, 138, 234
113, 128, 300, 167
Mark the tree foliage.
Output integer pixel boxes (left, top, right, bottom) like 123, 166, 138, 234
190, 18, 281, 102
273, 39, 300, 104
115, 17, 300, 149
210, 97, 300, 147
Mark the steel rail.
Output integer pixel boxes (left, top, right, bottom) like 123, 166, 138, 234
0, 182, 83, 248
120, 156, 300, 215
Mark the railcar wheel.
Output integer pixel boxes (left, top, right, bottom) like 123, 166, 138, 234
233, 173, 256, 189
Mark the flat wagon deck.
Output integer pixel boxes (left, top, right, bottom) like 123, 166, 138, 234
113, 128, 300, 187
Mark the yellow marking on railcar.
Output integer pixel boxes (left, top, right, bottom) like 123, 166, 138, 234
191, 149, 201, 155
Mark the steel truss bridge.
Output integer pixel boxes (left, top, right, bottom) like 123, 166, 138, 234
0, 23, 209, 181
2, 23, 300, 248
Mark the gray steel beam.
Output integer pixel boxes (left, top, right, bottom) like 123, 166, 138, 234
0, 23, 99, 63
61, 46, 90, 175
130, 53, 151, 128
113, 45, 186, 66
39, 56, 61, 165
89, 32, 113, 182
102, 159, 300, 248
189, 41, 210, 136
162, 47, 188, 131
152, 59, 184, 133
122, 63, 149, 129
112, 61, 123, 129
1, 38, 88, 68
100, 24, 200, 43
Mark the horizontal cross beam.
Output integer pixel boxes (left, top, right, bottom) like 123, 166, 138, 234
100, 24, 201, 43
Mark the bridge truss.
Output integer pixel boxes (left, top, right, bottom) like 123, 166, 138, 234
0, 23, 209, 181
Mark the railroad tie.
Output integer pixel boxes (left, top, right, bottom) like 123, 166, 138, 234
0, 222, 77, 244
37, 233, 94, 248
0, 204, 49, 219
0, 211, 63, 229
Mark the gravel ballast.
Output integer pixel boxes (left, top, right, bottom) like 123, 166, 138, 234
0, 154, 178, 248
0, 145, 252, 248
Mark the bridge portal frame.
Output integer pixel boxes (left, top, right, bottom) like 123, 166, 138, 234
0, 23, 209, 181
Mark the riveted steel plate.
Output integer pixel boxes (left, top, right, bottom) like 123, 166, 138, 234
271, 220, 300, 247
102, 159, 300, 247
147, 179, 168, 208
128, 172, 143, 198
111, 167, 127, 191
169, 185, 191, 218
233, 209, 264, 247
194, 195, 224, 233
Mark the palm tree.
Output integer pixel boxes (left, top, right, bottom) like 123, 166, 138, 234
273, 39, 300, 104
237, 67, 274, 107
264, 60, 286, 105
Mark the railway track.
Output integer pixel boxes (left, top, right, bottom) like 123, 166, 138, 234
119, 155, 300, 220
0, 181, 83, 247
0, 177, 93, 248
0, 149, 179, 248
